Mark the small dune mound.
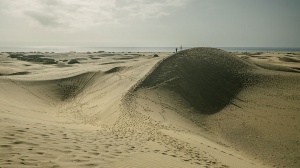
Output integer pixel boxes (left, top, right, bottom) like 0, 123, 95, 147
253, 62, 300, 73
0, 67, 30, 76
6, 72, 30, 76
0, 71, 30, 76
279, 57, 300, 63
105, 66, 123, 74
68, 59, 80, 64
137, 47, 256, 114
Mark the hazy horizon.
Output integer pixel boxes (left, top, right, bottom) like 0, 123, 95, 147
0, 0, 299, 47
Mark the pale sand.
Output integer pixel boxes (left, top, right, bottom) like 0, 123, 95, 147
0, 48, 299, 167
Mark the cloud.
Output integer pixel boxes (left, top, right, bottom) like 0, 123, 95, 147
0, 0, 189, 29
116, 0, 189, 19
1, 0, 116, 29
24, 10, 65, 27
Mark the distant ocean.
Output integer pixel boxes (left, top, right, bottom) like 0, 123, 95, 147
0, 46, 300, 53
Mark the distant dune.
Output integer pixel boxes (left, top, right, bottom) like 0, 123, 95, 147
1, 49, 299, 168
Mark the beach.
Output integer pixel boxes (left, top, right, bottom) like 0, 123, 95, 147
0, 48, 300, 168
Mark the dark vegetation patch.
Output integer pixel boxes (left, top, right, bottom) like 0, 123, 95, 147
43, 59, 57, 64
100, 61, 125, 65
242, 52, 263, 56
256, 57, 269, 59
90, 57, 101, 60
89, 56, 101, 60
76, 58, 88, 61
68, 59, 80, 64
99, 54, 120, 57
8, 53, 57, 64
114, 57, 135, 60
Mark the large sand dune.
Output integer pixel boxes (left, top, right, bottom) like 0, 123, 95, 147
1, 48, 299, 167
137, 48, 257, 114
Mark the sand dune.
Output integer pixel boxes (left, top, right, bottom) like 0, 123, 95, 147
1, 48, 299, 167
130, 48, 300, 167
137, 48, 257, 114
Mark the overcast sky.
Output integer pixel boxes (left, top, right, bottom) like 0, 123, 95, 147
0, 0, 299, 47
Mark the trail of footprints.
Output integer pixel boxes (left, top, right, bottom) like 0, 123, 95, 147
1, 113, 231, 168
112, 94, 231, 168
0, 120, 144, 168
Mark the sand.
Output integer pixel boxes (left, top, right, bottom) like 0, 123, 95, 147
0, 48, 299, 168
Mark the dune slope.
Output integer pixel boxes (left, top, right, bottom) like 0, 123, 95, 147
131, 48, 300, 167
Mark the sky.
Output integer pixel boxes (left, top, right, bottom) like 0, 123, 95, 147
0, 0, 299, 47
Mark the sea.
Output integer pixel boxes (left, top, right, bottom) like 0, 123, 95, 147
0, 46, 300, 53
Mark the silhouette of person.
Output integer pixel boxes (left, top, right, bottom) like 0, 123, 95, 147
176, 48, 178, 53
